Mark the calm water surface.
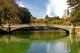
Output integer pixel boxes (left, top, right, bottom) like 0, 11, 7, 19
0, 30, 80, 53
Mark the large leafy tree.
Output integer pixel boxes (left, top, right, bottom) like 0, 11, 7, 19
19, 7, 32, 24
67, 0, 80, 26
0, 0, 32, 24
67, 0, 79, 7
70, 4, 80, 25
0, 0, 21, 24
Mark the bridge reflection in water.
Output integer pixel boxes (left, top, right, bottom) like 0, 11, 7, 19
0, 32, 79, 53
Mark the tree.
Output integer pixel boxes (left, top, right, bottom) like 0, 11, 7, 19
19, 7, 32, 24
67, 0, 80, 26
0, 0, 20, 24
48, 16, 61, 24
70, 4, 80, 25
0, 0, 32, 24
67, 0, 79, 7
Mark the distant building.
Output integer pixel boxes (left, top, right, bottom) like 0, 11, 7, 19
45, 15, 49, 19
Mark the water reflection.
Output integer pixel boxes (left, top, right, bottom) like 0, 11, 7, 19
0, 42, 30, 53
69, 34, 79, 53
27, 42, 68, 53
0, 31, 80, 53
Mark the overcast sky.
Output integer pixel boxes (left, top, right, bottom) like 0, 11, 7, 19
16, 0, 68, 18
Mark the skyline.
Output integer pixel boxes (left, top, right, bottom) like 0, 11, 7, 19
16, 0, 68, 18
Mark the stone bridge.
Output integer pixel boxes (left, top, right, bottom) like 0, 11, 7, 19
0, 23, 80, 34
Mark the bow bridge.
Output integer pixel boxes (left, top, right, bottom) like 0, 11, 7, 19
0, 23, 80, 34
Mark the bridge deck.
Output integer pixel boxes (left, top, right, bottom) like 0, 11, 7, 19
0, 23, 75, 32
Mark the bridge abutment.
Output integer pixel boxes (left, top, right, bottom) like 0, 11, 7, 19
70, 28, 75, 34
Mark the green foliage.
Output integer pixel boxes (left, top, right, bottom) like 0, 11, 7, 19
0, 0, 20, 24
48, 16, 60, 21
67, 0, 80, 26
0, 0, 32, 24
48, 16, 62, 24
19, 7, 32, 24
67, 0, 78, 7
68, 3, 80, 26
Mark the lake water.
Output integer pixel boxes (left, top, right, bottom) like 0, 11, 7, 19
0, 30, 80, 53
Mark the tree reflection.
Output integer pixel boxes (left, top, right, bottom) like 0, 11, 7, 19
0, 42, 30, 53
69, 34, 79, 53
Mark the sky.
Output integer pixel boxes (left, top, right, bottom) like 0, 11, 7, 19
16, 0, 68, 18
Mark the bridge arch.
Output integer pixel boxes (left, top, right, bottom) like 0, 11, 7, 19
11, 26, 70, 34
11, 27, 34, 32
50, 27, 69, 34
